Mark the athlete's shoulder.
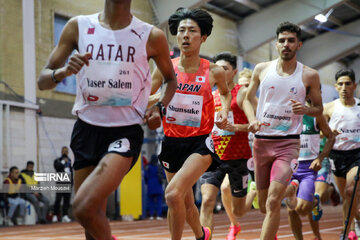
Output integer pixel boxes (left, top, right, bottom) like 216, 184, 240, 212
254, 61, 271, 73
302, 65, 319, 78
324, 100, 336, 117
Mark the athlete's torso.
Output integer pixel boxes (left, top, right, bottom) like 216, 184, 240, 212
299, 115, 320, 161
329, 98, 360, 150
256, 58, 306, 136
73, 13, 153, 127
163, 58, 214, 138
212, 85, 251, 160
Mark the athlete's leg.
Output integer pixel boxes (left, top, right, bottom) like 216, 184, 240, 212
165, 153, 212, 240
261, 181, 287, 240
200, 183, 219, 231
220, 175, 238, 226
74, 166, 96, 240
73, 154, 133, 240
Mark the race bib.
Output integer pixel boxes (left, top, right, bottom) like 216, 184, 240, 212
261, 103, 293, 132
108, 138, 130, 153
166, 93, 203, 127
247, 157, 255, 171
290, 158, 299, 173
212, 111, 235, 136
83, 61, 133, 106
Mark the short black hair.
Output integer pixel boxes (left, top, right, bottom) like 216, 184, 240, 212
26, 161, 34, 166
9, 166, 18, 173
335, 69, 356, 82
168, 8, 213, 36
213, 52, 237, 70
276, 21, 301, 40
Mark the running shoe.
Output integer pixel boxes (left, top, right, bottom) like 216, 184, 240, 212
226, 224, 241, 240
348, 231, 357, 240
249, 181, 259, 209
312, 193, 323, 221
203, 226, 212, 240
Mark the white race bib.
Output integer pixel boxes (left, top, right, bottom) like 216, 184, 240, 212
83, 61, 134, 106
261, 103, 293, 132
166, 93, 203, 127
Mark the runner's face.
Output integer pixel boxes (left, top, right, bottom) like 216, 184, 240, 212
215, 60, 235, 86
177, 19, 205, 54
276, 31, 301, 61
335, 76, 357, 100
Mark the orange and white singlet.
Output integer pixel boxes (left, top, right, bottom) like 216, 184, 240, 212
163, 58, 214, 138
212, 85, 252, 160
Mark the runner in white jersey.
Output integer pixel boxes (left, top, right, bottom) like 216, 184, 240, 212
37, 1, 177, 239
323, 69, 360, 240
242, 22, 323, 240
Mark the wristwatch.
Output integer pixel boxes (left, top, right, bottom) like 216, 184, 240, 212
155, 101, 166, 118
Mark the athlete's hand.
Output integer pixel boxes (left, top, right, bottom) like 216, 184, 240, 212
309, 158, 322, 171
144, 106, 162, 130
215, 110, 228, 129
290, 99, 307, 115
332, 129, 341, 136
222, 123, 237, 132
64, 52, 91, 76
248, 120, 261, 133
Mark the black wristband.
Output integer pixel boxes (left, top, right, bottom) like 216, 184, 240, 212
155, 101, 166, 119
51, 69, 61, 84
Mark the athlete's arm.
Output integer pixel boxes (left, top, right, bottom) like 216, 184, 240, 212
145, 27, 177, 130
211, 63, 231, 129
309, 114, 335, 171
222, 86, 252, 132
293, 67, 323, 117
243, 63, 263, 133
38, 17, 90, 90
147, 27, 177, 107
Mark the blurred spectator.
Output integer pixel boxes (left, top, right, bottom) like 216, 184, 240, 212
145, 155, 165, 220
21, 161, 50, 224
3, 166, 26, 225
52, 146, 73, 223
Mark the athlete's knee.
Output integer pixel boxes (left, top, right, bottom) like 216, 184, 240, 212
220, 182, 230, 194
232, 204, 246, 217
345, 185, 355, 199
201, 194, 216, 213
165, 188, 183, 208
266, 195, 282, 212
295, 204, 312, 216
72, 196, 95, 224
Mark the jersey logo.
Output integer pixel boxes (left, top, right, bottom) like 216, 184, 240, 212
87, 28, 95, 34
131, 29, 144, 40
162, 161, 170, 169
195, 76, 205, 83
289, 87, 297, 94
87, 95, 99, 102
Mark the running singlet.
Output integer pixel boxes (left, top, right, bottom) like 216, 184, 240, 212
256, 58, 306, 136
73, 13, 153, 127
299, 115, 320, 161
163, 58, 214, 138
328, 98, 360, 150
212, 85, 251, 160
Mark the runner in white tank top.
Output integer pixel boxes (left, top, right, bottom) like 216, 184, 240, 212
323, 69, 360, 239
37, 1, 177, 239
242, 22, 323, 240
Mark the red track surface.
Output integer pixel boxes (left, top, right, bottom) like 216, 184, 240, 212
0, 205, 344, 239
